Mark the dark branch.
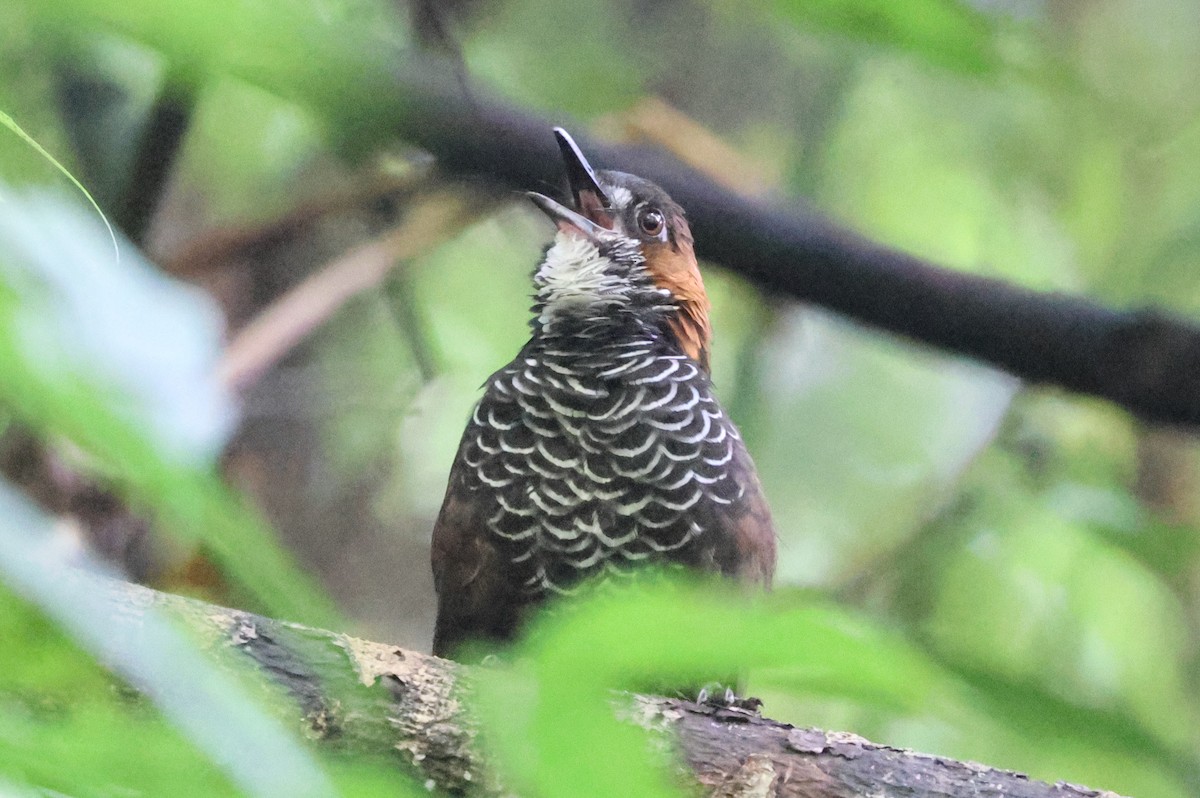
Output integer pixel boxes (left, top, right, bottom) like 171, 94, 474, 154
116, 88, 191, 245
54, 67, 192, 246
387, 70, 1200, 428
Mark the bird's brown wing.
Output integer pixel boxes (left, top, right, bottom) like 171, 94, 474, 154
430, 480, 525, 659
729, 441, 777, 589
694, 434, 776, 590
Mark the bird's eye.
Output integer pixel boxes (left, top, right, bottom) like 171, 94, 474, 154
637, 206, 665, 238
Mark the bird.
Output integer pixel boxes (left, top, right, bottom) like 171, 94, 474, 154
430, 128, 776, 659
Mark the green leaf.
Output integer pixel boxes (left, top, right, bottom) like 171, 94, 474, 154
0, 109, 119, 261
475, 578, 954, 798
0, 483, 335, 797
464, 0, 644, 115
0, 189, 338, 626
926, 488, 1198, 754
26, 0, 408, 143
766, 0, 1005, 75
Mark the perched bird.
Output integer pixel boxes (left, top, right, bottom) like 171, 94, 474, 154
430, 129, 775, 659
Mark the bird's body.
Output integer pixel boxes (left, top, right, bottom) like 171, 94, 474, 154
431, 131, 775, 659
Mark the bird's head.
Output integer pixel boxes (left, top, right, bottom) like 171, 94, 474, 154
527, 128, 712, 371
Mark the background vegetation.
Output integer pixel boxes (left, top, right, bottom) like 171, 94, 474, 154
1, 0, 1198, 795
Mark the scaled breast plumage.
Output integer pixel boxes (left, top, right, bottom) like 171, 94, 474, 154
455, 336, 746, 596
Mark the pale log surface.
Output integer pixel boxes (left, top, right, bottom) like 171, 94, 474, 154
108, 578, 1123, 798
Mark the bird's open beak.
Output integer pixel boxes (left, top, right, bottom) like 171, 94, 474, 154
553, 127, 612, 226
530, 127, 616, 239
527, 192, 607, 242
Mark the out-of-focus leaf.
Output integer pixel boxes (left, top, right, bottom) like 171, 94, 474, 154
0, 482, 336, 797
748, 309, 1017, 586
820, 59, 1081, 290
475, 579, 955, 798
1104, 118, 1200, 311
0, 189, 231, 462
765, 0, 1006, 75
1064, 2, 1200, 311
745, 54, 1086, 589
858, 393, 1199, 797
1072, 0, 1200, 119
924, 469, 1198, 754
0, 189, 337, 626
26, 0, 408, 146
0, 4, 77, 189
1059, 129, 1126, 282
464, 0, 644, 115
0, 689, 239, 797
0, 113, 119, 262
171, 76, 325, 227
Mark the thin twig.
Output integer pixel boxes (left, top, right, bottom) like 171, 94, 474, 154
218, 190, 484, 394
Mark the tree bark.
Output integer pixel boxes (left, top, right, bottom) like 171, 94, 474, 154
105, 578, 1123, 798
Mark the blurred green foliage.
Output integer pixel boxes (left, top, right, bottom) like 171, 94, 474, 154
1, 0, 1199, 796
0, 194, 338, 628
475, 578, 960, 797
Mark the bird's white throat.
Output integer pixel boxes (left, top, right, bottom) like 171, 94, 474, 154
535, 232, 630, 323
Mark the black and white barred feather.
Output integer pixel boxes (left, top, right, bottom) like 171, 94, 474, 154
454, 327, 748, 596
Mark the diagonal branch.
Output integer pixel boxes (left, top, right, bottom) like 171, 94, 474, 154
217, 190, 485, 394
95, 576, 1124, 798
384, 72, 1200, 427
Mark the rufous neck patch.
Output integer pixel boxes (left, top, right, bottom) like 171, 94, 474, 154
644, 232, 712, 371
